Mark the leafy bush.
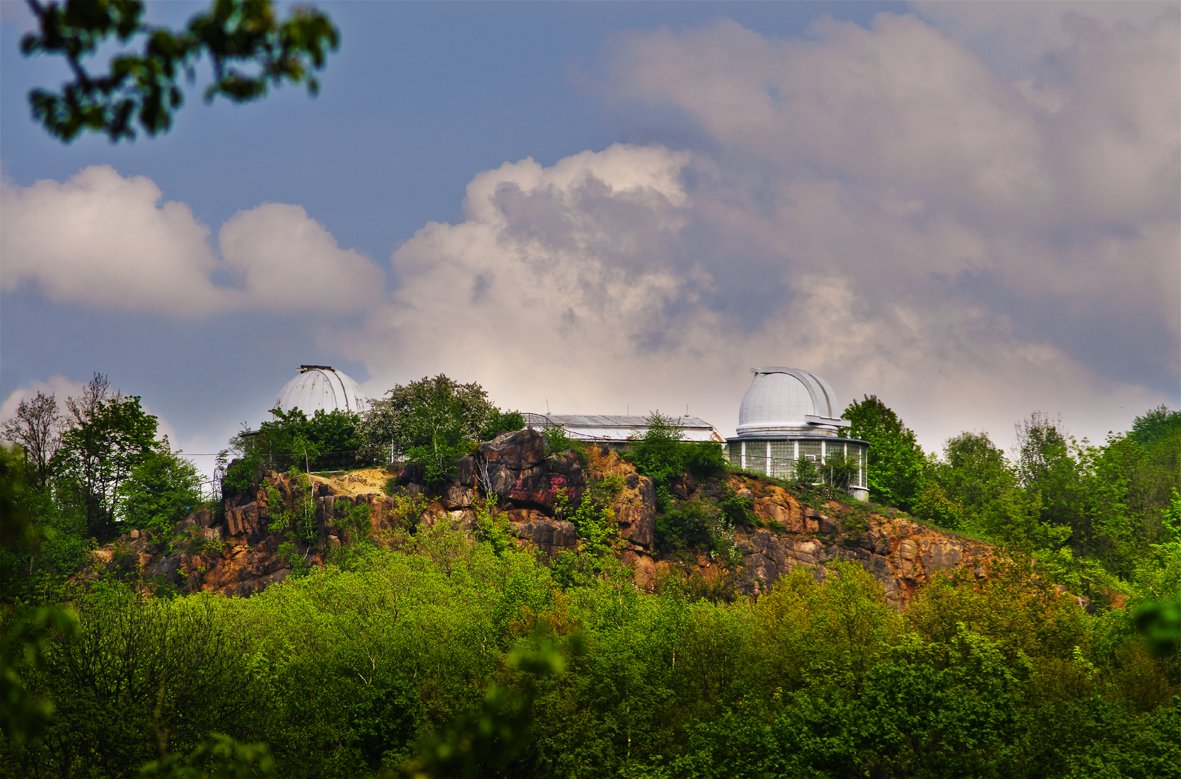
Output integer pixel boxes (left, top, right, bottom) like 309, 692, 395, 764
480, 409, 526, 441
683, 441, 728, 479
234, 408, 369, 474
222, 451, 262, 495
719, 487, 757, 529
655, 499, 741, 566
542, 426, 587, 463
360, 375, 515, 488
122, 448, 203, 540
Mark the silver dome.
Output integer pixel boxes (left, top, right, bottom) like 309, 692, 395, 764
736, 367, 844, 437
274, 365, 367, 415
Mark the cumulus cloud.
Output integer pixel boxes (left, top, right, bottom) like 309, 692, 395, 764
1, 166, 384, 316
338, 5, 1176, 452
219, 203, 385, 313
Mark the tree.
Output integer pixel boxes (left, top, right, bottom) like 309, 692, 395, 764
121, 445, 203, 539
20, 0, 339, 142
53, 374, 159, 541
842, 395, 925, 511
234, 407, 369, 474
629, 411, 685, 501
359, 375, 512, 487
1014, 412, 1082, 527
921, 432, 1039, 545
1, 390, 63, 489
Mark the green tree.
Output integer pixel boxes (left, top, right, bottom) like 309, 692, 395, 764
359, 375, 508, 487
1, 389, 63, 489
628, 411, 685, 505
922, 432, 1039, 545
122, 445, 203, 540
843, 395, 925, 511
1015, 413, 1083, 529
237, 407, 368, 473
53, 374, 159, 541
20, 0, 339, 142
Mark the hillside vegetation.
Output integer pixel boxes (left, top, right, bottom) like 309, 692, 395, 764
1, 375, 1178, 777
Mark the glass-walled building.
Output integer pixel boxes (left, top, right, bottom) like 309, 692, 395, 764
725, 367, 868, 500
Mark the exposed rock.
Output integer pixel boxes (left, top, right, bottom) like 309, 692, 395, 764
507, 510, 577, 556
86, 428, 994, 607
727, 474, 994, 606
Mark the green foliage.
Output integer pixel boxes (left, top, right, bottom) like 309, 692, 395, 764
222, 450, 263, 495
360, 375, 511, 488
655, 499, 742, 567
718, 487, 756, 529
843, 395, 926, 511
569, 476, 622, 561
138, 732, 275, 778
920, 432, 1041, 547
819, 451, 858, 500
403, 632, 579, 779
1, 389, 62, 489
682, 441, 728, 479
0, 603, 80, 748
479, 409, 525, 442
332, 501, 372, 542
627, 412, 685, 502
791, 454, 820, 493
541, 426, 587, 464
22, 0, 339, 142
236, 407, 370, 474
471, 498, 513, 557
53, 382, 160, 542
122, 447, 203, 540
3, 585, 260, 777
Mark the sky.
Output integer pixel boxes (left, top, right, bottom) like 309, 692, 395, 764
2, 0, 1179, 480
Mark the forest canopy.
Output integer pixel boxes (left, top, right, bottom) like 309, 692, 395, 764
1, 376, 1179, 778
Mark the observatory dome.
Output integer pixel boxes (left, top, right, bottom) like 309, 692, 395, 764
736, 367, 842, 437
275, 365, 367, 415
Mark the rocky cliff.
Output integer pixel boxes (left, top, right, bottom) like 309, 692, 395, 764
92, 430, 993, 605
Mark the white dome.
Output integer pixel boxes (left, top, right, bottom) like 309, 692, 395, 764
275, 365, 367, 415
736, 367, 841, 436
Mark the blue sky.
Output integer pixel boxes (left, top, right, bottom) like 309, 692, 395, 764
2, 1, 1178, 477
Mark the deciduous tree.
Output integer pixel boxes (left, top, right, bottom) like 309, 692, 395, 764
53, 374, 159, 541
21, 0, 339, 142
842, 395, 925, 511
359, 375, 516, 487
1, 390, 63, 488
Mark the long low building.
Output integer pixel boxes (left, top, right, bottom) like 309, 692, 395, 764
523, 413, 724, 446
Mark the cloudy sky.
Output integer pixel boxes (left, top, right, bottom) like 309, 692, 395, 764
2, 1, 1178, 478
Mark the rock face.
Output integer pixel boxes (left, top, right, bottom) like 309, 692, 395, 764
725, 477, 992, 606
89, 429, 992, 606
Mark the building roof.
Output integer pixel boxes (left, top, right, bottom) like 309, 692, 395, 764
735, 367, 850, 437
523, 413, 723, 443
274, 365, 367, 415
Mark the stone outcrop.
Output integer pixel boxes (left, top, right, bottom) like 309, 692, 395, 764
88, 429, 993, 606
725, 477, 992, 606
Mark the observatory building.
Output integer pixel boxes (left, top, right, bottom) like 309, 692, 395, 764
274, 365, 368, 415
725, 367, 868, 500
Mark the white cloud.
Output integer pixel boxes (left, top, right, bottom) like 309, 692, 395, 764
0, 375, 84, 425
1, 167, 223, 315
220, 203, 385, 313
0, 166, 385, 316
335, 7, 1176, 452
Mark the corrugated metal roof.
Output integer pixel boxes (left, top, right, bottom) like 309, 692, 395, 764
523, 413, 723, 443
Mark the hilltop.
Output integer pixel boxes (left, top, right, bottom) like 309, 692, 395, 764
91, 429, 996, 606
